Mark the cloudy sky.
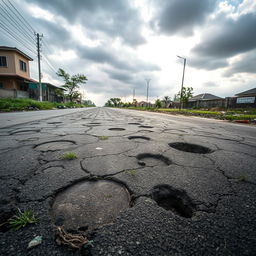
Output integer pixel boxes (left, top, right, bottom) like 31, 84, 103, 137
1, 0, 256, 105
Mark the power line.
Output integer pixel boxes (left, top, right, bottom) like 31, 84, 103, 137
0, 21, 37, 55
0, 1, 35, 42
3, 0, 35, 33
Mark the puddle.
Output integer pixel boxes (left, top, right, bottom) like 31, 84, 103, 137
137, 153, 171, 166
108, 128, 126, 131
139, 125, 153, 129
52, 180, 131, 232
151, 185, 195, 218
34, 140, 76, 151
128, 136, 150, 142
169, 142, 213, 154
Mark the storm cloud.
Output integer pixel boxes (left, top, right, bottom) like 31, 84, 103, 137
152, 0, 218, 36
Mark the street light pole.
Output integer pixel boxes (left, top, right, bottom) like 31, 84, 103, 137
145, 78, 151, 107
177, 55, 186, 110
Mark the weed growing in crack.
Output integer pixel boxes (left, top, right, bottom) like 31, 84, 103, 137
237, 175, 247, 182
126, 169, 137, 176
98, 136, 109, 140
62, 152, 77, 160
8, 209, 38, 231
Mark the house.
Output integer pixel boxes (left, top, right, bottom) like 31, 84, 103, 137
187, 93, 224, 108
137, 101, 153, 107
232, 88, 256, 107
0, 46, 36, 98
0, 46, 64, 102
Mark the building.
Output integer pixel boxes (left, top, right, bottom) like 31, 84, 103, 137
0, 46, 36, 98
0, 46, 64, 102
187, 93, 224, 108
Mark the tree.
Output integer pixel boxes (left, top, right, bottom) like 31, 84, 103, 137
56, 68, 87, 102
177, 87, 193, 108
109, 98, 122, 107
162, 96, 171, 108
155, 99, 162, 108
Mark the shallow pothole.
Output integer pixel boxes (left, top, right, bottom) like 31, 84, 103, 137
108, 128, 126, 131
88, 122, 101, 125
128, 123, 141, 125
34, 140, 76, 151
128, 136, 150, 142
138, 130, 153, 133
151, 184, 195, 218
47, 122, 63, 124
139, 125, 154, 129
10, 129, 40, 135
169, 142, 213, 154
137, 153, 171, 166
52, 180, 131, 232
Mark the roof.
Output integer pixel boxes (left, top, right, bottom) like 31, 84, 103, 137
0, 46, 33, 61
189, 93, 222, 101
235, 88, 256, 97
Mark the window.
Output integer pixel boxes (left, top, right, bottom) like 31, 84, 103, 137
0, 82, 3, 88
19, 60, 27, 72
0, 56, 7, 67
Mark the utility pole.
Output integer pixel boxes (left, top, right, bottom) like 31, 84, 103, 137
145, 78, 151, 107
36, 33, 43, 101
177, 56, 186, 110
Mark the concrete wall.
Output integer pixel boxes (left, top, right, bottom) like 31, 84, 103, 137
0, 88, 15, 98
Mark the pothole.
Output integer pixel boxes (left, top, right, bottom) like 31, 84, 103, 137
34, 140, 76, 151
137, 153, 171, 166
48, 122, 63, 124
150, 184, 195, 218
88, 122, 101, 125
10, 129, 40, 135
139, 125, 153, 129
169, 142, 213, 154
138, 130, 153, 133
128, 123, 141, 125
108, 128, 126, 131
52, 180, 131, 232
128, 136, 150, 142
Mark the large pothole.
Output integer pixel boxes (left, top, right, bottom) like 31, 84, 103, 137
151, 185, 195, 218
34, 140, 76, 151
52, 180, 131, 232
137, 153, 171, 166
169, 142, 213, 154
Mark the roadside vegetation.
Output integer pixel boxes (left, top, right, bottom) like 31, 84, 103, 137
124, 106, 256, 122
0, 98, 94, 112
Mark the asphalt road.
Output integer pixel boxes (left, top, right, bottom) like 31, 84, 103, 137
0, 107, 256, 256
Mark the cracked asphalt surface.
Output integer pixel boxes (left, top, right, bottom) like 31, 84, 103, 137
0, 107, 256, 255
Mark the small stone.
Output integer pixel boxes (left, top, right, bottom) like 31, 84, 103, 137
27, 236, 42, 249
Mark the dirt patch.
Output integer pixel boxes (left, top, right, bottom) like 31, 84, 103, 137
52, 180, 131, 232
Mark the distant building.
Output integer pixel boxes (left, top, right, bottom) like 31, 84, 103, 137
187, 93, 223, 108
0, 46, 64, 102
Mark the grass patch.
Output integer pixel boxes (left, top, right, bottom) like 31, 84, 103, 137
8, 209, 38, 231
98, 136, 109, 140
0, 98, 91, 112
62, 152, 77, 160
126, 169, 137, 176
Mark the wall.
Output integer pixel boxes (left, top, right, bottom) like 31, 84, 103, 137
0, 50, 16, 74
14, 52, 31, 79
0, 88, 15, 98
0, 77, 19, 90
